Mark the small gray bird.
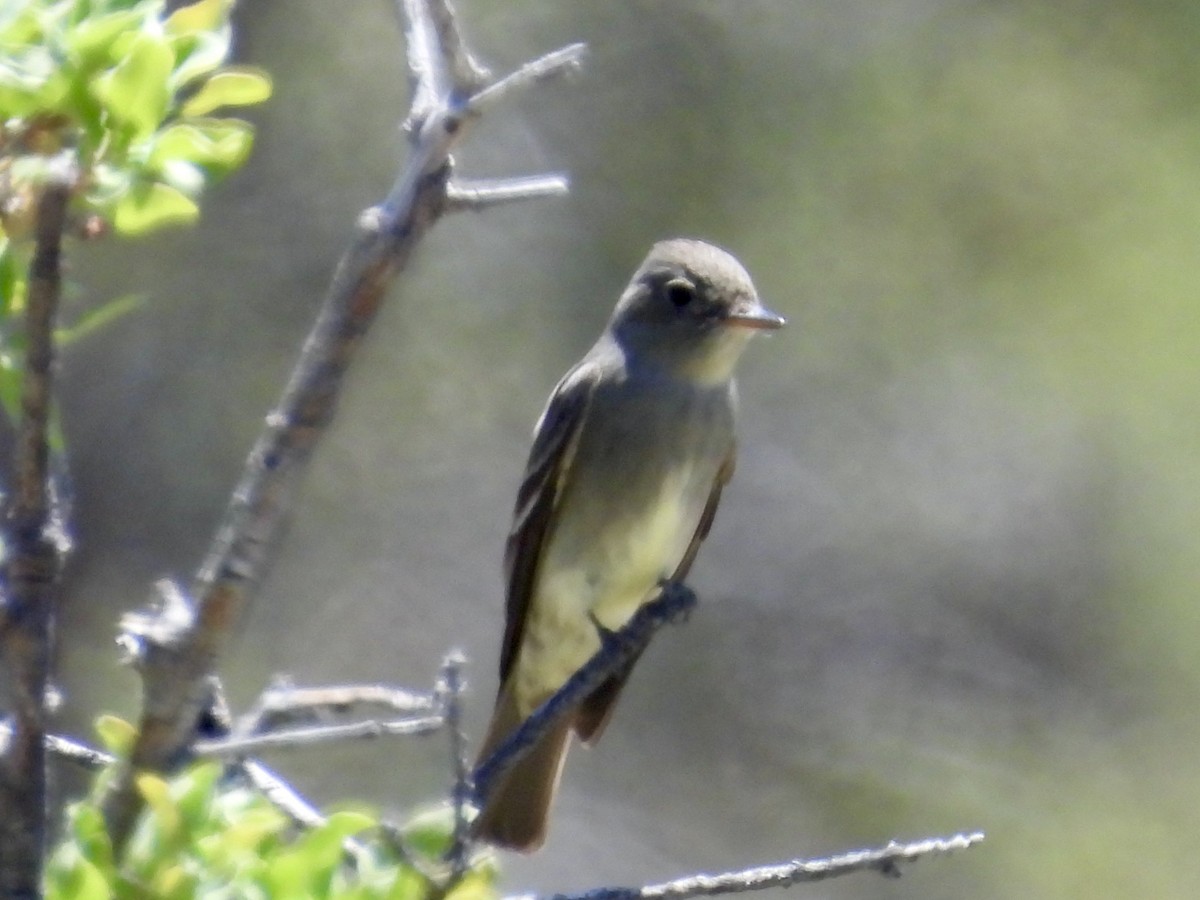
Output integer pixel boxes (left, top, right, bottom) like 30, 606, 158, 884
473, 239, 784, 851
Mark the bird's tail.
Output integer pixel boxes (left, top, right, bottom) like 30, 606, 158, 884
472, 681, 572, 853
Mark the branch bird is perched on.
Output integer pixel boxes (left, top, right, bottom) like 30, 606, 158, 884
473, 239, 785, 851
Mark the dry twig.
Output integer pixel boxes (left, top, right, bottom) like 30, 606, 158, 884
514, 832, 987, 900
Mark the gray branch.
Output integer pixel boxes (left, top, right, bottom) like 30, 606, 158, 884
446, 176, 571, 213
45, 732, 114, 771
466, 43, 586, 115
438, 652, 472, 882
233, 679, 436, 737
194, 713, 445, 759
514, 832, 986, 900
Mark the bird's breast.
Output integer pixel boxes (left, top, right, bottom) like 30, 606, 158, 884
512, 378, 732, 709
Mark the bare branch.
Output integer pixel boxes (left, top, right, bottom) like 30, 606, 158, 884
426, 0, 491, 96
101, 0, 583, 848
46, 732, 114, 771
473, 582, 696, 806
0, 722, 114, 772
467, 43, 587, 115
235, 679, 436, 736
514, 833, 986, 900
399, 0, 489, 132
0, 168, 73, 897
446, 175, 570, 213
194, 713, 445, 759
437, 652, 472, 881
239, 758, 327, 830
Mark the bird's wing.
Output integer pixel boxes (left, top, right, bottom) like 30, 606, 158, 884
670, 445, 736, 583
497, 368, 597, 686
575, 443, 736, 743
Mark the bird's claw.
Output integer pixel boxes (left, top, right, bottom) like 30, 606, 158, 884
587, 610, 626, 652
657, 580, 695, 624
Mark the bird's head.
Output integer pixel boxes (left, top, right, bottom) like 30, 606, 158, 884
610, 238, 785, 384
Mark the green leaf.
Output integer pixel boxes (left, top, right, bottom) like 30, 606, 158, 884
446, 872, 500, 900
56, 293, 144, 346
385, 866, 429, 900
263, 849, 313, 898
156, 157, 204, 195
65, 9, 147, 70
180, 66, 271, 116
48, 405, 65, 455
112, 181, 198, 235
400, 804, 455, 859
0, 361, 23, 429
164, 0, 228, 34
0, 7, 44, 48
201, 806, 287, 855
172, 760, 222, 827
164, 117, 254, 171
92, 29, 174, 138
137, 771, 184, 843
294, 810, 375, 874
150, 863, 196, 899
94, 714, 137, 756
83, 161, 130, 206
44, 846, 110, 900
0, 241, 25, 322
168, 26, 231, 89
0, 47, 70, 116
69, 803, 115, 874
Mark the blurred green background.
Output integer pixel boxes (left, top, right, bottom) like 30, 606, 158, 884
49, 0, 1200, 896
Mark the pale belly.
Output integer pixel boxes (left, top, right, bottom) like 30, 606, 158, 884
513, 463, 707, 714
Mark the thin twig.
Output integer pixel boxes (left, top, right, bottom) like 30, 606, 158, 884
445, 175, 570, 213
236, 679, 436, 736
438, 652, 472, 881
512, 832, 986, 900
467, 43, 587, 114
46, 733, 115, 771
194, 713, 445, 758
473, 582, 696, 806
0, 722, 115, 771
427, 0, 491, 96
101, 0, 583, 849
239, 759, 327, 829
0, 168, 73, 898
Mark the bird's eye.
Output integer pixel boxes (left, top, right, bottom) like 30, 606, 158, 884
665, 279, 695, 308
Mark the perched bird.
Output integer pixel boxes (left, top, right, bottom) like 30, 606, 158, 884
473, 239, 784, 851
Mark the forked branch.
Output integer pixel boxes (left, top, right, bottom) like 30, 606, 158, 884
100, 0, 584, 849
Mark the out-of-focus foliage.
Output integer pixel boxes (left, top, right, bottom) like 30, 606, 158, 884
0, 0, 269, 424
45, 721, 499, 899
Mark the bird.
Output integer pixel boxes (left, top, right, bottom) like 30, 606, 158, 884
472, 238, 784, 851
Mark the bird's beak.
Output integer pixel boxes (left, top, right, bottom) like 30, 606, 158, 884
724, 298, 786, 331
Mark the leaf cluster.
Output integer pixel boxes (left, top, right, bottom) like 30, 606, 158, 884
46, 719, 500, 900
0, 0, 270, 425
1, 0, 270, 236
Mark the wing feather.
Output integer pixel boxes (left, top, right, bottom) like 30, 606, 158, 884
497, 371, 597, 685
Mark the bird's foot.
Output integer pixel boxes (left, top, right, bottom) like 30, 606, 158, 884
587, 611, 628, 653
656, 579, 697, 624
